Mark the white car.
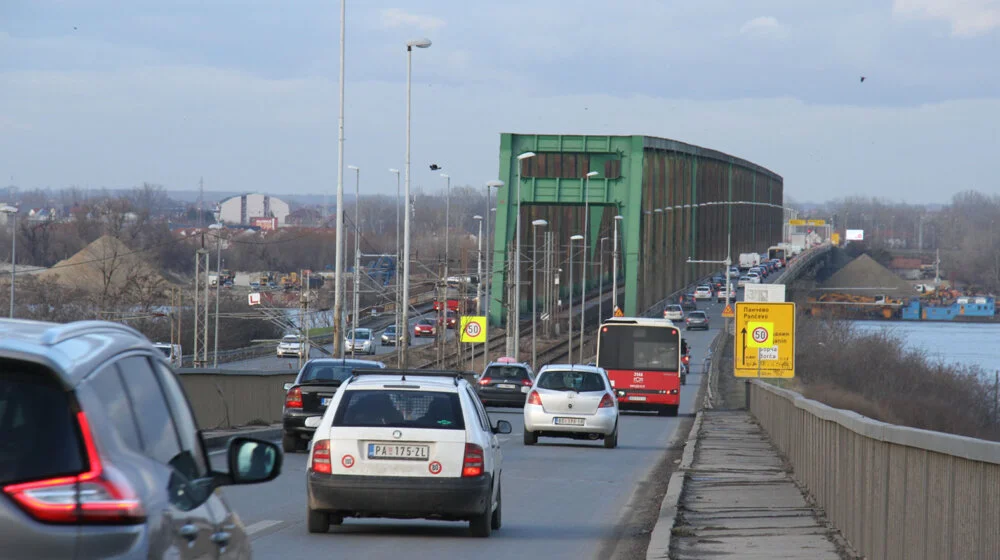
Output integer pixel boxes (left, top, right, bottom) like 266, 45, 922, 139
716, 287, 730, 303
305, 369, 512, 537
345, 328, 376, 355
277, 334, 306, 358
737, 275, 750, 288
523, 365, 619, 449
747, 272, 762, 284
663, 304, 684, 321
694, 285, 713, 300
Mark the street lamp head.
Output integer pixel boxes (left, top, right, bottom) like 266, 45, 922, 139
517, 152, 537, 161
440, 173, 449, 179
585, 171, 599, 178
473, 215, 483, 221
570, 234, 584, 241
654, 208, 663, 213
389, 168, 399, 174
0, 205, 17, 214
347, 165, 359, 170
208, 223, 223, 230
532, 219, 548, 227
486, 180, 504, 188
407, 38, 432, 48
614, 215, 624, 221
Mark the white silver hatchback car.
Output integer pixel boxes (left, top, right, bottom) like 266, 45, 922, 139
305, 369, 512, 537
523, 365, 619, 449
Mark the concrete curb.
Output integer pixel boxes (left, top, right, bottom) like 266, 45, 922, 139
645, 410, 703, 560
203, 427, 283, 451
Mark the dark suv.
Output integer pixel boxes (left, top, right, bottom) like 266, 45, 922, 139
475, 360, 535, 407
282, 358, 386, 452
0, 319, 281, 560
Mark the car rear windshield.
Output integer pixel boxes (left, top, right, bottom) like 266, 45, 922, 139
689, 312, 707, 318
299, 363, 367, 384
282, 336, 299, 342
484, 365, 529, 381
156, 346, 172, 357
352, 330, 370, 340
332, 390, 465, 430
537, 370, 606, 392
0, 361, 85, 485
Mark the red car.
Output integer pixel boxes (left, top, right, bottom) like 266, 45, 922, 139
445, 311, 458, 329
413, 318, 436, 338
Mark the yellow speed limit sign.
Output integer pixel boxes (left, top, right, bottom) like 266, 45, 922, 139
460, 316, 487, 343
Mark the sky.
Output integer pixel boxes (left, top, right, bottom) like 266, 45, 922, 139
1, 0, 999, 204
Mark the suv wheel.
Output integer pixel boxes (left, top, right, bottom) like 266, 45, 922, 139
523, 429, 537, 446
282, 434, 299, 453
490, 480, 502, 530
307, 508, 330, 533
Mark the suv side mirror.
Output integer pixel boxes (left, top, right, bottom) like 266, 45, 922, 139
492, 420, 512, 435
225, 437, 282, 485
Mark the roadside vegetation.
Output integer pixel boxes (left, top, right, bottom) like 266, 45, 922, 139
794, 315, 1000, 442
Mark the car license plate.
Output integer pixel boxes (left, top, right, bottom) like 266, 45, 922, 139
630, 396, 647, 401
320, 397, 331, 406
497, 383, 516, 390
554, 417, 585, 426
367, 443, 429, 460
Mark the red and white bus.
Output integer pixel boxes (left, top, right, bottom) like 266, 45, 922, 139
596, 317, 683, 416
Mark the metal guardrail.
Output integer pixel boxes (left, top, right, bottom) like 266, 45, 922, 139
749, 380, 1000, 559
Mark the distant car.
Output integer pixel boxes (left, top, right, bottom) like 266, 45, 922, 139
381, 324, 399, 346
679, 294, 698, 311
0, 319, 280, 559
250, 281, 261, 290
685, 311, 709, 331
305, 369, 511, 537
694, 285, 713, 300
716, 287, 731, 303
747, 272, 761, 284
737, 275, 750, 288
523, 365, 619, 449
282, 358, 386, 452
152, 341, 182, 368
277, 334, 306, 358
476, 360, 535, 407
345, 328, 376, 355
663, 304, 684, 321
729, 266, 741, 278
445, 310, 458, 329
413, 318, 436, 338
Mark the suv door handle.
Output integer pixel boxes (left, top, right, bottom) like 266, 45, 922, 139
178, 523, 199, 541
211, 531, 232, 546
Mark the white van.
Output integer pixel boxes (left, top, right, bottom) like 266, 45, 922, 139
153, 342, 183, 368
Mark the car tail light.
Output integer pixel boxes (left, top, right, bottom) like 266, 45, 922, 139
527, 391, 542, 406
521, 378, 533, 386
285, 386, 302, 409
2, 411, 145, 525
682, 355, 691, 365
462, 444, 484, 477
311, 439, 332, 474
599, 393, 615, 408
478, 377, 492, 386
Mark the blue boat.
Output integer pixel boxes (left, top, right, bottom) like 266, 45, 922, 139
901, 296, 996, 321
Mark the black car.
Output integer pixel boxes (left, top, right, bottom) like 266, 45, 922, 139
282, 358, 386, 452
679, 293, 698, 311
475, 360, 535, 407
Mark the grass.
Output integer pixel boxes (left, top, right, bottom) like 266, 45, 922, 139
307, 326, 334, 337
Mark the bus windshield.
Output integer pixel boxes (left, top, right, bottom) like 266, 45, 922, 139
597, 325, 680, 371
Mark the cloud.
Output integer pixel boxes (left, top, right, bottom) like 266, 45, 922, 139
893, 0, 1000, 36
379, 8, 446, 32
739, 16, 786, 38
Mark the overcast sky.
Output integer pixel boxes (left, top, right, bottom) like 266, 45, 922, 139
2, 0, 998, 204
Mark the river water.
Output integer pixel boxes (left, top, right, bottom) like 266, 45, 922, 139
851, 320, 1000, 374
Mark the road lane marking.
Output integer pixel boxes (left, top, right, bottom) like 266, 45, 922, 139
246, 519, 283, 535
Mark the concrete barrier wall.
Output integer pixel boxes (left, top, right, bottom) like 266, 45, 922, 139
749, 380, 1000, 560
178, 369, 295, 429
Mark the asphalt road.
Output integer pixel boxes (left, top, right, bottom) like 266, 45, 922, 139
211, 299, 727, 560
218, 310, 454, 371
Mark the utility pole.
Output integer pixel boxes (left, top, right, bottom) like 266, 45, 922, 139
193, 240, 210, 367
333, 0, 347, 360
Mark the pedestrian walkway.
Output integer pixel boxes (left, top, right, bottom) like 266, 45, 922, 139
649, 410, 849, 559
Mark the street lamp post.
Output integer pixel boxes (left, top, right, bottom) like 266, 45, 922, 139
440, 173, 451, 359
568, 234, 583, 361
599, 236, 608, 323
531, 219, 548, 371
348, 165, 360, 357
401, 37, 432, 367
209, 223, 224, 367
579, 170, 599, 363
0, 205, 18, 318
510, 152, 536, 360
473, 214, 484, 371
612, 215, 623, 315
390, 168, 401, 363
333, 0, 347, 359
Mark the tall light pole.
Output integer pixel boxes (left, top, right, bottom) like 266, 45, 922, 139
0, 205, 17, 318
579, 170, 599, 363
333, 0, 347, 359
209, 223, 224, 367
484, 180, 503, 331
389, 168, 402, 363
531, 219, 548, 371
440, 173, 451, 354
568, 234, 583, 361
612, 215, 623, 315
509, 151, 536, 359
473, 214, 484, 371
599, 236, 608, 324
348, 164, 360, 357
401, 37, 432, 368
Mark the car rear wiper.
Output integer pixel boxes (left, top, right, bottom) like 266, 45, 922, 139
299, 379, 345, 386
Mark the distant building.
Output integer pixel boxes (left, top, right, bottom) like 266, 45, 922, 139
216, 193, 290, 227
286, 207, 323, 227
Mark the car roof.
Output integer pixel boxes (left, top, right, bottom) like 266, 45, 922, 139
0, 319, 159, 387
538, 364, 607, 375
303, 358, 383, 367
343, 373, 463, 392
689, 310, 708, 315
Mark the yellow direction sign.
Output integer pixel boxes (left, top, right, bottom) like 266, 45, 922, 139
831, 232, 841, 245
460, 316, 487, 343
788, 219, 806, 226
807, 219, 826, 226
734, 302, 796, 378
721, 304, 734, 318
